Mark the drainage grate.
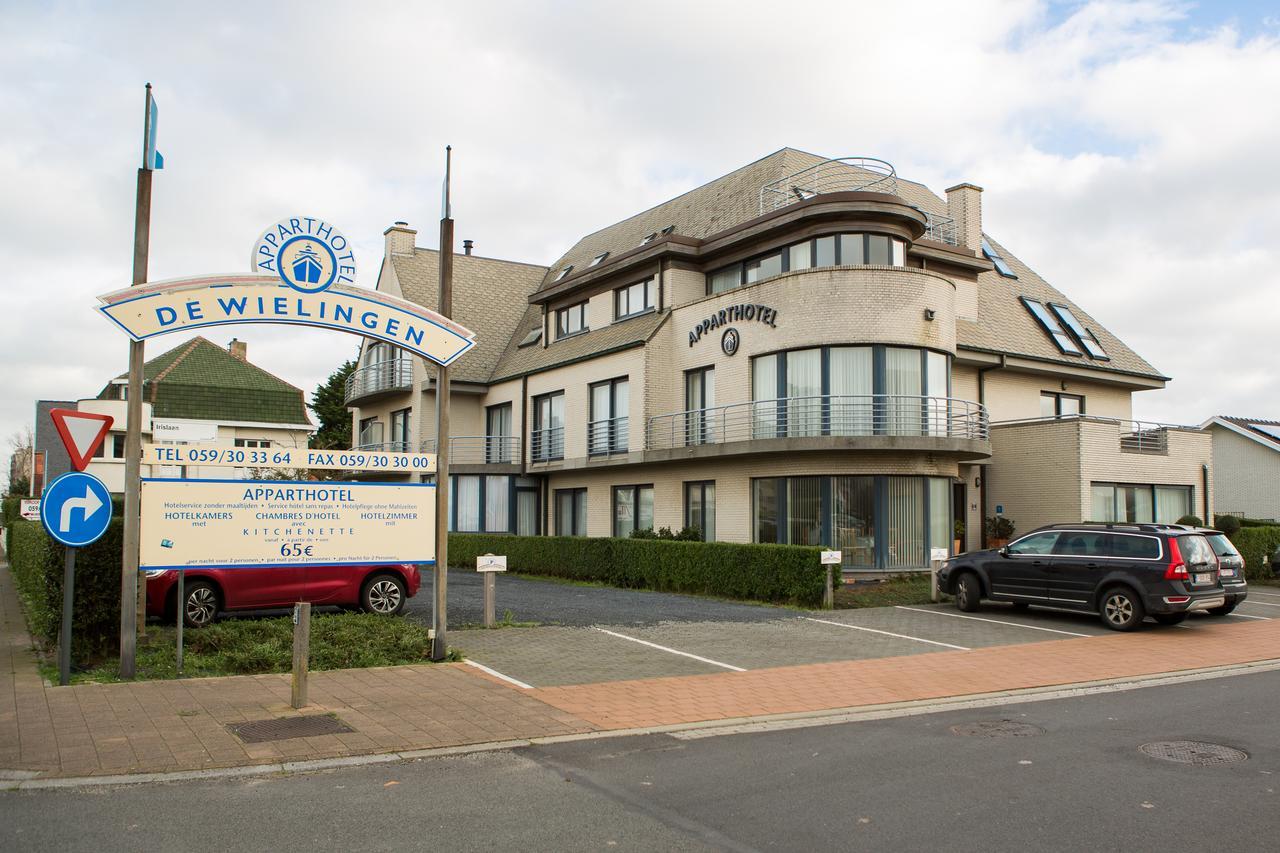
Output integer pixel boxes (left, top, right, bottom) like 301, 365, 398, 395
950, 720, 1045, 738
1140, 741, 1248, 766
228, 715, 354, 743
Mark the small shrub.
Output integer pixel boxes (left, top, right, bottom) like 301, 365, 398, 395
984, 516, 1015, 540
1214, 514, 1242, 536
1229, 526, 1280, 583
1175, 515, 1204, 527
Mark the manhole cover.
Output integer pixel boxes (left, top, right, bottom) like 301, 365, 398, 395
228, 715, 354, 743
950, 720, 1045, 738
1139, 741, 1248, 766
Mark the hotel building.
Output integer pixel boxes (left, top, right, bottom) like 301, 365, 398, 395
347, 150, 1212, 572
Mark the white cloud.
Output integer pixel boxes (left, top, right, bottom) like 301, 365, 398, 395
1, 0, 1277, 480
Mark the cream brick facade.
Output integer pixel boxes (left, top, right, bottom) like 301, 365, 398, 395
345, 149, 1212, 571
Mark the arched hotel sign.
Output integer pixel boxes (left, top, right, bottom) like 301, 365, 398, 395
96, 217, 476, 366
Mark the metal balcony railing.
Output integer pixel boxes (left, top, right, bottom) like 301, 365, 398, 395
921, 211, 959, 246
354, 441, 411, 453
530, 427, 564, 463
759, 157, 898, 215
1118, 421, 1171, 454
344, 358, 413, 404
421, 436, 522, 465
646, 396, 989, 451
587, 416, 630, 456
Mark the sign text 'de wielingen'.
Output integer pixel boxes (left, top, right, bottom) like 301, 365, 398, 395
139, 479, 437, 570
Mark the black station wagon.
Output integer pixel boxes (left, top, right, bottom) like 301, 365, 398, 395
936, 523, 1225, 631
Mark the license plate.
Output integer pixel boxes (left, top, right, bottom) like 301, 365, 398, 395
1220, 568, 1236, 578
1194, 572, 1213, 585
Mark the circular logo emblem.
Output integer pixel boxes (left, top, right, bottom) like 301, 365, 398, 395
251, 217, 356, 294
721, 327, 740, 356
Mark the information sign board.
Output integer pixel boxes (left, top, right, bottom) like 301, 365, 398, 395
20, 499, 40, 521
139, 479, 435, 570
476, 554, 507, 572
820, 550, 842, 565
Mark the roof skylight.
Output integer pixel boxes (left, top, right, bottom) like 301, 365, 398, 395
589, 252, 609, 267
1050, 303, 1108, 360
517, 328, 543, 348
554, 265, 573, 282
1022, 297, 1081, 355
639, 232, 658, 246
982, 238, 1017, 279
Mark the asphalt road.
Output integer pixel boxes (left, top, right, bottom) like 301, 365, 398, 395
6, 668, 1279, 852
405, 569, 789, 628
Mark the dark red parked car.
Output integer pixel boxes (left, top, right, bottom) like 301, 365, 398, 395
145, 564, 421, 627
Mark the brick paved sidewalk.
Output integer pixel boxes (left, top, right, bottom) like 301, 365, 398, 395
4, 553, 1280, 781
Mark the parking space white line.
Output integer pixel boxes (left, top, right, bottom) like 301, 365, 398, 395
591, 628, 747, 672
893, 605, 1094, 637
801, 617, 970, 650
1227, 613, 1269, 620
465, 659, 534, 689
1238, 599, 1280, 608
1247, 590, 1280, 598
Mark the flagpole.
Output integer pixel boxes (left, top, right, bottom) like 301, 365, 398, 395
120, 83, 155, 678
431, 145, 453, 662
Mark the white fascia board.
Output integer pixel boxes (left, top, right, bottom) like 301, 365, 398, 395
1204, 417, 1280, 453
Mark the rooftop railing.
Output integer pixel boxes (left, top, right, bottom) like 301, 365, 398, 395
990, 415, 1202, 455
344, 358, 413, 405
921, 211, 959, 246
421, 436, 521, 465
646, 395, 989, 451
760, 157, 898, 215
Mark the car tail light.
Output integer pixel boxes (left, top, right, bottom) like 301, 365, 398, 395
1164, 537, 1188, 580
1164, 596, 1190, 604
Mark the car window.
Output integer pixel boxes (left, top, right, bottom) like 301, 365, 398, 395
1206, 534, 1240, 559
1109, 534, 1161, 560
1007, 532, 1060, 556
1052, 532, 1110, 557
1178, 534, 1216, 566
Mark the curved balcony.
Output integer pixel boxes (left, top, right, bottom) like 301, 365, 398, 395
344, 358, 413, 406
646, 395, 990, 461
421, 436, 522, 466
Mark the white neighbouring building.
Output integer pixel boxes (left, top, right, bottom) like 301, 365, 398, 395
1199, 417, 1280, 522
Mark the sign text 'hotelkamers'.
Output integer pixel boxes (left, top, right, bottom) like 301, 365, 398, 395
688, 302, 778, 347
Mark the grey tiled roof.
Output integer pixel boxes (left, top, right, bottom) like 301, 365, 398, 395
390, 251, 548, 384
489, 307, 668, 383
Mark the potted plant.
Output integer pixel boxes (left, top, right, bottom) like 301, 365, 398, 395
954, 519, 965, 554
985, 515, 1015, 549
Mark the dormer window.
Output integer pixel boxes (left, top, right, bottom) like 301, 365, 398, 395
589, 252, 609, 267
554, 265, 573, 282
1049, 304, 1109, 360
982, 238, 1017, 278
555, 302, 588, 339
660, 225, 675, 235
1022, 297, 1081, 355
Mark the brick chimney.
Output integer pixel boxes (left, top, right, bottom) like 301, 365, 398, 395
228, 338, 247, 362
384, 221, 417, 257
945, 183, 983, 252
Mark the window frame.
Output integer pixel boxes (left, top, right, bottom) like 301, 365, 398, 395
612, 484, 655, 538
485, 402, 513, 463
981, 238, 1018, 278
1040, 391, 1085, 418
684, 480, 716, 541
530, 391, 565, 462
613, 277, 656, 321
588, 376, 630, 456
1049, 303, 1109, 360
555, 301, 589, 339
1022, 297, 1083, 355
554, 488, 588, 536
1090, 482, 1193, 526
705, 231, 908, 295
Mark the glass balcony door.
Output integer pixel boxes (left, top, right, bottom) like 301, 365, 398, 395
684, 367, 715, 445
486, 403, 512, 463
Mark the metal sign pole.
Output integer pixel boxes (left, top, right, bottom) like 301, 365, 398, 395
176, 568, 184, 674
431, 146, 453, 662
120, 85, 156, 679
59, 546, 77, 686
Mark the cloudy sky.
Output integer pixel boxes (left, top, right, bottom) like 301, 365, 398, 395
2, 0, 1278, 481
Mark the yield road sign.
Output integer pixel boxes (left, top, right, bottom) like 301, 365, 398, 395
49, 409, 113, 472
40, 472, 113, 547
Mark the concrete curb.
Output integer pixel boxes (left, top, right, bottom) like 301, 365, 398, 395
4, 656, 1279, 791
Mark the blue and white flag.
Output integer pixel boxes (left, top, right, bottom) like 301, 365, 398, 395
144, 86, 164, 170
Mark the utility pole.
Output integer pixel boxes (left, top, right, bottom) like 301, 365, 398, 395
431, 146, 453, 662
120, 83, 160, 678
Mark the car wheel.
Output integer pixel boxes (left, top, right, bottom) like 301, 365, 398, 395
182, 581, 219, 629
1099, 587, 1144, 631
362, 574, 407, 616
955, 572, 982, 613
1154, 613, 1187, 626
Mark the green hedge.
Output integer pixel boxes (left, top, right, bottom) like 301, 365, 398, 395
7, 518, 123, 661
1229, 526, 1280, 583
448, 533, 826, 606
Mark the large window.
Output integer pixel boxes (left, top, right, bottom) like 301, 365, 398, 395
753, 475, 952, 570
1040, 392, 1083, 418
589, 377, 629, 456
612, 485, 654, 537
390, 408, 410, 452
614, 278, 656, 319
1091, 483, 1192, 524
531, 392, 564, 462
445, 474, 517, 533
555, 302, 588, 339
555, 488, 587, 536
708, 232, 907, 294
684, 481, 716, 541
684, 366, 716, 445
486, 403, 512, 463
751, 346, 950, 439
358, 416, 382, 448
